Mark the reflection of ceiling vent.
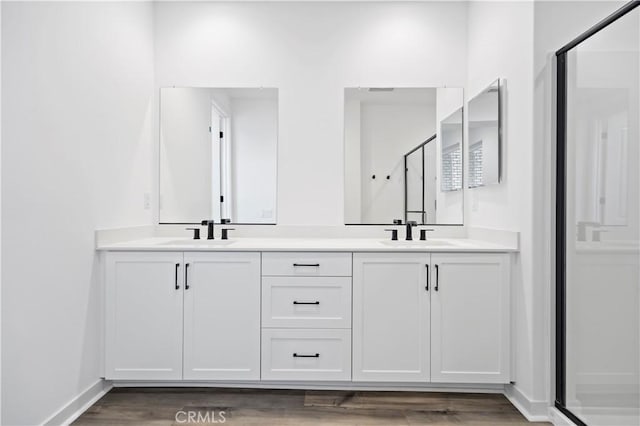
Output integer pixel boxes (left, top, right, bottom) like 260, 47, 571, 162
368, 88, 395, 92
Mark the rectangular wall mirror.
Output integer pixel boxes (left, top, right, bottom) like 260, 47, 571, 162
344, 87, 464, 225
159, 87, 278, 224
467, 79, 501, 188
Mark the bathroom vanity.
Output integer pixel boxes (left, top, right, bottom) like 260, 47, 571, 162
99, 237, 514, 390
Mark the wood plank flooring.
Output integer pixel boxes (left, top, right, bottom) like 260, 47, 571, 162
73, 388, 551, 425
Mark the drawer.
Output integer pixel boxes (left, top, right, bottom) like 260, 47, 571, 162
262, 277, 351, 328
261, 329, 351, 381
262, 252, 352, 277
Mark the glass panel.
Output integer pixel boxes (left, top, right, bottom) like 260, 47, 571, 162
565, 8, 639, 425
406, 147, 423, 222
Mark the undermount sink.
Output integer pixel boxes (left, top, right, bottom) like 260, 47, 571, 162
159, 239, 235, 246
379, 239, 454, 247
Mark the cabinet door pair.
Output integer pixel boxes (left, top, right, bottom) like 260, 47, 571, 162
352, 252, 510, 384
104, 252, 261, 381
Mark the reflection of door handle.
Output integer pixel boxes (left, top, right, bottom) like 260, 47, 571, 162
576, 221, 600, 241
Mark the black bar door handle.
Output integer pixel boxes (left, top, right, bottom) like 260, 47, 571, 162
293, 301, 320, 305
293, 353, 320, 358
293, 263, 320, 267
175, 263, 180, 290
435, 264, 439, 291
425, 264, 429, 291
185, 263, 190, 290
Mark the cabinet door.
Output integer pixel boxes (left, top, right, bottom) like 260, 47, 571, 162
353, 252, 431, 382
430, 253, 510, 383
105, 252, 184, 380
183, 252, 261, 380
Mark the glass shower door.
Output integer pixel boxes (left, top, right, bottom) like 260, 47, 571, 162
559, 4, 639, 425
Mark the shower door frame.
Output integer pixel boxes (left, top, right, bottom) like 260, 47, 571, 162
554, 2, 640, 425
404, 134, 436, 224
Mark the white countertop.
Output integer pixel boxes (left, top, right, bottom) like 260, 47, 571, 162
96, 237, 518, 252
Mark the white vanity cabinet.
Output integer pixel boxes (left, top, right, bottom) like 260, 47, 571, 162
105, 252, 185, 380
103, 246, 512, 386
104, 251, 261, 381
182, 252, 261, 380
352, 253, 431, 382
430, 254, 510, 384
352, 252, 511, 384
261, 252, 352, 381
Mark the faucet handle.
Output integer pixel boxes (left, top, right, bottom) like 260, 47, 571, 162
221, 228, 235, 240
419, 228, 435, 241
201, 219, 214, 225
186, 227, 201, 240
407, 221, 418, 227
384, 229, 399, 241
393, 219, 403, 225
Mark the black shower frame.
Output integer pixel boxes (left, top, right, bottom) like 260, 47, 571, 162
403, 134, 436, 224
554, 2, 639, 425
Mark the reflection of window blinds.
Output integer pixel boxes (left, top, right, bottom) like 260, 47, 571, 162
441, 144, 462, 191
469, 141, 483, 187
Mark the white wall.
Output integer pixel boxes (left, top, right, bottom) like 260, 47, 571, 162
153, 1, 468, 225
465, 0, 541, 409
230, 97, 278, 223
1, 2, 155, 424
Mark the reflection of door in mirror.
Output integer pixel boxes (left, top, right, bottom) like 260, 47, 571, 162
344, 87, 464, 225
159, 88, 278, 224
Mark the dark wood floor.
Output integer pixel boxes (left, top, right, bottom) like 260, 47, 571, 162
73, 387, 551, 425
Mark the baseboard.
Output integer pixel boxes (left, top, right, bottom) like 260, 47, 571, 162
42, 379, 112, 425
504, 384, 550, 422
111, 380, 504, 393
548, 407, 578, 426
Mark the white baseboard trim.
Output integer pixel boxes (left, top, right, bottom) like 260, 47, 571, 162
504, 384, 550, 422
43, 379, 112, 426
112, 380, 504, 393
548, 407, 578, 426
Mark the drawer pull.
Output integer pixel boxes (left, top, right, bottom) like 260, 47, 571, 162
293, 263, 320, 267
293, 301, 320, 305
293, 353, 320, 358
